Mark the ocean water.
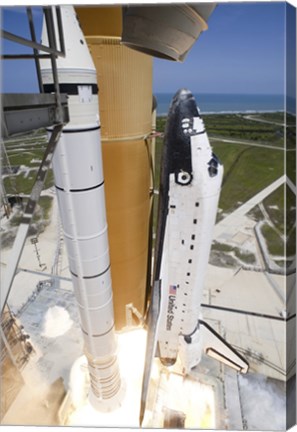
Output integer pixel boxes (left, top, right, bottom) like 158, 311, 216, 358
155, 93, 284, 116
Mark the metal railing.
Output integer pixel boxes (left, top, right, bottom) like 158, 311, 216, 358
2, 7, 65, 88
1, 6, 66, 120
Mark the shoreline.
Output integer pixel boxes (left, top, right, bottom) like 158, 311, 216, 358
156, 109, 286, 117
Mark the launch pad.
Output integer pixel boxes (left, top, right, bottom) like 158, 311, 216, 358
1, 286, 221, 429
1, 263, 286, 429
0, 266, 223, 428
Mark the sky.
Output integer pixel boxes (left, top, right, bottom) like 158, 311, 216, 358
153, 2, 286, 95
0, 2, 291, 96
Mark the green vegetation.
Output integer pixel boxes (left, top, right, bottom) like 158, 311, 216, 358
203, 113, 285, 147
287, 226, 296, 258
3, 195, 54, 249
213, 142, 284, 215
234, 248, 256, 264
250, 186, 295, 235
211, 242, 233, 253
262, 185, 296, 235
285, 112, 296, 126
263, 185, 296, 258
286, 113, 296, 182
247, 204, 264, 222
156, 117, 167, 135
286, 113, 296, 150
2, 130, 54, 248
248, 184, 295, 267
287, 149, 296, 183
261, 223, 284, 257
4, 152, 41, 167
254, 112, 285, 123
2, 129, 54, 196
211, 241, 256, 265
4, 170, 54, 195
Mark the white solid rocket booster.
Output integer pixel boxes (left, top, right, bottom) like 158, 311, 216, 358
40, 6, 123, 410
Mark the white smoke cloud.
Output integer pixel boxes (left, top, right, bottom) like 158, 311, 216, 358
238, 374, 285, 430
42, 305, 73, 338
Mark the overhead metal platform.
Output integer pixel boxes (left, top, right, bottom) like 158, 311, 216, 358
1, 6, 68, 138
2, 93, 69, 138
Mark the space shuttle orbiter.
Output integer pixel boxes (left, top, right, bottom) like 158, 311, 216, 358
140, 89, 248, 423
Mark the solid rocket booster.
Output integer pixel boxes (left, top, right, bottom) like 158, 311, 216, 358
40, 6, 123, 410
154, 89, 223, 365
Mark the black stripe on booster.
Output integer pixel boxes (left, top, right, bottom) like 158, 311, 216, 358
62, 125, 101, 134
43, 83, 99, 95
70, 264, 110, 280
46, 125, 101, 134
55, 180, 104, 193
81, 324, 114, 339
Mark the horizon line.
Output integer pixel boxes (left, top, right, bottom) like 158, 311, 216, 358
153, 92, 285, 96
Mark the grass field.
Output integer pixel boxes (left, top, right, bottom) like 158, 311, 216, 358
214, 142, 284, 215
262, 185, 296, 233
2, 129, 54, 245
287, 150, 296, 183
261, 223, 284, 257
155, 114, 285, 216
248, 184, 296, 262
212, 241, 256, 264
2, 129, 51, 196
3, 171, 54, 196
203, 113, 285, 147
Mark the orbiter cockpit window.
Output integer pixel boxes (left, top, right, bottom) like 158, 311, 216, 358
208, 157, 219, 177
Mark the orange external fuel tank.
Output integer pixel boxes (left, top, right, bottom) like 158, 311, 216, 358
76, 6, 153, 329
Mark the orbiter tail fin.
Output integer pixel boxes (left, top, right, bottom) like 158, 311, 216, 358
199, 319, 249, 374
